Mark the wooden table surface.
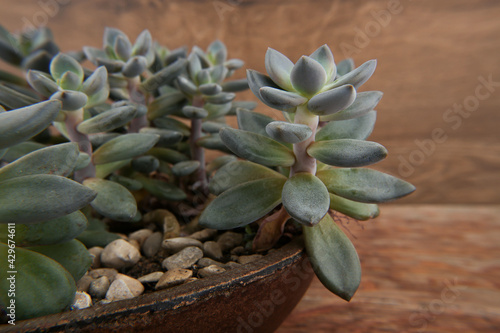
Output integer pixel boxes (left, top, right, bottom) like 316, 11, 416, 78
278, 205, 500, 333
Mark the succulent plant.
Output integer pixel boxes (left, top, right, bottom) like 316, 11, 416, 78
200, 45, 415, 301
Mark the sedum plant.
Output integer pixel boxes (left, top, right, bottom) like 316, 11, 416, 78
200, 45, 415, 301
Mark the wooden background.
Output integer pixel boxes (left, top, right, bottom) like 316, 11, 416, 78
0, 0, 498, 204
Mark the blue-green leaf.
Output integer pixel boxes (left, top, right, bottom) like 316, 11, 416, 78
259, 87, 307, 112
329, 193, 379, 221
307, 139, 388, 167
265, 121, 312, 144
308, 84, 356, 116
316, 111, 376, 141
290, 56, 326, 96
321, 91, 383, 121
265, 48, 294, 91
92, 133, 160, 165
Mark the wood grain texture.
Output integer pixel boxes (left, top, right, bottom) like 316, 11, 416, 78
0, 0, 498, 203
278, 205, 500, 332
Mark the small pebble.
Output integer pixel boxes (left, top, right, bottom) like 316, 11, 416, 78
129, 239, 141, 252
162, 237, 203, 254
217, 231, 243, 252
198, 265, 226, 278
76, 274, 94, 292
105, 279, 135, 301
89, 268, 118, 281
155, 268, 193, 290
88, 247, 103, 269
142, 232, 163, 257
114, 273, 144, 297
101, 239, 141, 270
203, 241, 223, 261
71, 291, 92, 310
138, 271, 165, 284
238, 254, 264, 265
128, 229, 153, 246
89, 276, 110, 299
197, 257, 223, 268
162, 246, 203, 270
230, 246, 245, 256
189, 228, 218, 242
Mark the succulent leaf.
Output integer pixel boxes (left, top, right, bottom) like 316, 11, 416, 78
82, 46, 106, 64
316, 168, 416, 203
309, 44, 336, 81
316, 111, 376, 141
282, 173, 330, 226
221, 79, 248, 92
114, 35, 132, 61
50, 53, 84, 83
139, 127, 183, 146
259, 87, 307, 112
0, 210, 88, 246
171, 160, 200, 177
265, 121, 312, 144
154, 117, 191, 137
200, 177, 286, 230
236, 108, 274, 137
0, 244, 76, 320
0, 174, 96, 224
265, 48, 294, 91
0, 100, 60, 149
197, 134, 231, 153
141, 58, 188, 92
96, 57, 124, 72
83, 178, 137, 221
209, 160, 286, 195
95, 159, 131, 179
204, 92, 235, 105
132, 30, 153, 59
290, 56, 327, 96
307, 139, 388, 167
335, 58, 355, 77
199, 83, 222, 96
147, 89, 186, 120
308, 84, 356, 116
58, 71, 82, 91
134, 174, 187, 201
321, 91, 383, 121
27, 70, 59, 96
176, 75, 198, 95
331, 59, 376, 89
182, 105, 208, 119
78, 105, 137, 134
202, 121, 228, 134
209, 65, 228, 84
0, 83, 40, 109
303, 213, 361, 301
220, 128, 295, 167
0, 142, 79, 182
329, 193, 379, 221
27, 239, 92, 282
122, 55, 148, 78
246, 69, 282, 106
92, 133, 159, 165
131, 155, 160, 173
50, 90, 88, 111
103, 27, 128, 49
147, 147, 189, 164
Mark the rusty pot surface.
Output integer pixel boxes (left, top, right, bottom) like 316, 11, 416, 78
3, 238, 313, 333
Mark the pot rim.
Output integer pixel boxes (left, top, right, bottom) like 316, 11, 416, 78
4, 237, 308, 332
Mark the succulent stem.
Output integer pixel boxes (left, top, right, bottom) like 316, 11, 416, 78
190, 96, 208, 195
128, 77, 149, 133
65, 110, 96, 182
290, 104, 318, 176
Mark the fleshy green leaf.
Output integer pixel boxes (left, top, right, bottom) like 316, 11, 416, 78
147, 89, 186, 120
330, 59, 376, 89
236, 108, 274, 137
336, 58, 355, 77
122, 55, 148, 78
282, 173, 330, 226
265, 121, 312, 144
131, 155, 160, 173
259, 87, 307, 112
209, 160, 286, 195
199, 83, 222, 96
0, 100, 61, 149
265, 48, 294, 91
50, 90, 88, 111
139, 127, 183, 146
307, 139, 388, 167
303, 213, 361, 301
329, 193, 379, 221
27, 239, 92, 282
206, 155, 237, 175
0, 142, 79, 182
58, 71, 82, 91
202, 121, 228, 134
0, 211, 88, 246
316, 111, 376, 141
0, 83, 40, 109
92, 133, 160, 165
147, 147, 189, 164
182, 105, 208, 119
114, 35, 132, 61
246, 69, 282, 107
308, 84, 356, 116
141, 58, 188, 92
0, 244, 76, 320
204, 92, 235, 105
0, 174, 96, 224
309, 44, 336, 81
0, 141, 45, 162
200, 178, 286, 229
81, 66, 109, 108
154, 117, 191, 136
27, 70, 59, 97
197, 134, 231, 153
316, 168, 416, 203
83, 178, 137, 221
220, 128, 295, 167
321, 91, 383, 121
77, 105, 137, 134
290, 56, 327, 96
134, 174, 187, 201
221, 79, 248, 92
50, 53, 84, 82
171, 160, 200, 177
95, 159, 131, 179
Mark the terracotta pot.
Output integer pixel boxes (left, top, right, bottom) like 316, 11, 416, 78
3, 238, 313, 333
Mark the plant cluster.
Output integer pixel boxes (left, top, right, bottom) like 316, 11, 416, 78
0, 25, 414, 322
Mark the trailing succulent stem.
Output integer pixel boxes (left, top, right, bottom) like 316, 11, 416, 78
291, 104, 318, 176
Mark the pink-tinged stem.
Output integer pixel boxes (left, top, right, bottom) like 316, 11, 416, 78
290, 104, 318, 176
128, 77, 149, 133
190, 96, 208, 195
65, 110, 96, 182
